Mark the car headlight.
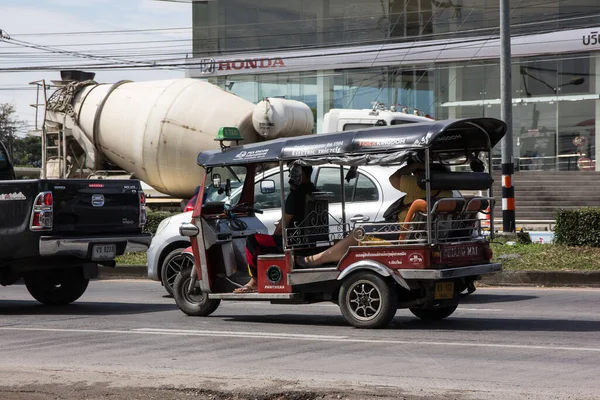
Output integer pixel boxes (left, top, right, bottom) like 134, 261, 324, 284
155, 218, 171, 236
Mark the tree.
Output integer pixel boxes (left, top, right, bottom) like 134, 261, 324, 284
0, 103, 26, 159
12, 135, 42, 167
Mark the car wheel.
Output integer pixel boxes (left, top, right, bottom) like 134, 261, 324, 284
173, 267, 220, 317
24, 268, 89, 305
338, 271, 397, 329
161, 248, 194, 296
409, 305, 458, 321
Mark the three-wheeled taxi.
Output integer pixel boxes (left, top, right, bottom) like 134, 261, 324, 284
174, 118, 507, 328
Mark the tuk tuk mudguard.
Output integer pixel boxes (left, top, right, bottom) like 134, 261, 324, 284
337, 259, 410, 291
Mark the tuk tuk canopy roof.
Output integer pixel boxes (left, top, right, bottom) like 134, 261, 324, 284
197, 117, 506, 168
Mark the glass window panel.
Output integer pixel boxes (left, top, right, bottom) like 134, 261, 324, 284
254, 171, 289, 209
354, 173, 379, 202
315, 167, 354, 203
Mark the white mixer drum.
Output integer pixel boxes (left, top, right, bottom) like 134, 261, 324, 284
74, 78, 260, 198
252, 98, 314, 139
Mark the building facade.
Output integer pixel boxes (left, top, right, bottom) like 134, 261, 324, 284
188, 0, 600, 171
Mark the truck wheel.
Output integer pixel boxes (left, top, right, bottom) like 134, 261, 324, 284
24, 269, 89, 305
410, 305, 458, 321
160, 248, 193, 297
173, 267, 220, 317
338, 271, 397, 329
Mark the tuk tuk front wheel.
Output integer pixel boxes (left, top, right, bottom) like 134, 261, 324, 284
173, 268, 221, 317
338, 271, 397, 329
409, 305, 458, 321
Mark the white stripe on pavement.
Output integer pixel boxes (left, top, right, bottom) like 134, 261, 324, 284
0, 326, 599, 353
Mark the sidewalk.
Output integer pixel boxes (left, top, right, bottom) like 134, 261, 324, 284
104, 265, 600, 288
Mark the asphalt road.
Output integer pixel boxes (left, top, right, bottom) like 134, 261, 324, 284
0, 281, 599, 400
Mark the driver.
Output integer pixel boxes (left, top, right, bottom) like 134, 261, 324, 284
234, 164, 316, 293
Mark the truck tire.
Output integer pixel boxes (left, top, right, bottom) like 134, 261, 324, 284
160, 248, 193, 297
24, 269, 89, 305
173, 267, 220, 317
338, 271, 397, 329
409, 305, 458, 321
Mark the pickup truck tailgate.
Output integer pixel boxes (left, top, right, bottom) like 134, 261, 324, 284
48, 180, 142, 235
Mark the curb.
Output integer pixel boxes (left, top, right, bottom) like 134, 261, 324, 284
480, 271, 600, 288
106, 265, 600, 287
99, 265, 148, 280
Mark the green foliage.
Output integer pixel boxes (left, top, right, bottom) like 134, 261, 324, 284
12, 136, 41, 167
115, 252, 147, 266
517, 230, 532, 244
555, 208, 600, 247
0, 103, 26, 157
144, 211, 174, 234
491, 243, 600, 271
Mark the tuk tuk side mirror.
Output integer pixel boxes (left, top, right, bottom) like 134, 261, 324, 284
212, 173, 221, 188
260, 180, 276, 194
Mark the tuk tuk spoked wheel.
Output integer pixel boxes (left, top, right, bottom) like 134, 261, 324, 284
409, 305, 457, 321
338, 271, 397, 329
173, 267, 221, 317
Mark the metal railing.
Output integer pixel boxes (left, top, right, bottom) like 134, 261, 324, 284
491, 155, 596, 172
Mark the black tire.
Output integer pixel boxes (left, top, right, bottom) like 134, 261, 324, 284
409, 305, 458, 321
338, 271, 397, 329
173, 267, 220, 317
24, 269, 89, 305
160, 248, 194, 297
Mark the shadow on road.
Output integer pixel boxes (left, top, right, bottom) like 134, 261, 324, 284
220, 313, 600, 332
0, 300, 178, 316
460, 293, 537, 304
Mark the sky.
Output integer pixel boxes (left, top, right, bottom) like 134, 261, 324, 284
0, 0, 191, 135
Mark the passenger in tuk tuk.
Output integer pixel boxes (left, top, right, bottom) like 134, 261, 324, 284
234, 164, 317, 293
296, 159, 453, 268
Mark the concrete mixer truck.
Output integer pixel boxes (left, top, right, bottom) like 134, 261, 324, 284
33, 70, 432, 203
35, 70, 314, 202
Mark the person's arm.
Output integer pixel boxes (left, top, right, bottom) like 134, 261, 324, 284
273, 213, 294, 236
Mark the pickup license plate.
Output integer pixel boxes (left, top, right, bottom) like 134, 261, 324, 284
434, 282, 454, 300
92, 244, 116, 261
442, 244, 479, 259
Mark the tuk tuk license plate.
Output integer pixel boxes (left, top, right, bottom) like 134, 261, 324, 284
92, 244, 116, 261
434, 282, 454, 300
442, 244, 479, 259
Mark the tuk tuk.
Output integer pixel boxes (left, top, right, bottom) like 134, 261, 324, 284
174, 117, 506, 329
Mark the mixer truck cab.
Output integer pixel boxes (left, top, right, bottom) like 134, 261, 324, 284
174, 119, 505, 329
0, 141, 152, 305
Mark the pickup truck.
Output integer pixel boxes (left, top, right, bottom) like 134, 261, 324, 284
0, 141, 152, 305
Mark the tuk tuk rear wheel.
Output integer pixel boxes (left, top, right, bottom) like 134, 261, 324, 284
173, 267, 220, 317
338, 271, 397, 329
409, 305, 458, 321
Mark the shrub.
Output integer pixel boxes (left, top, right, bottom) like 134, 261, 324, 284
555, 208, 600, 247
144, 211, 174, 234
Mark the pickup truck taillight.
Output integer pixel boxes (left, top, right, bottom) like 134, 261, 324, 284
139, 190, 147, 227
30, 191, 53, 231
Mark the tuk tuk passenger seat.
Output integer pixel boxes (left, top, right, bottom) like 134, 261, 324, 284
398, 198, 466, 242
286, 191, 334, 248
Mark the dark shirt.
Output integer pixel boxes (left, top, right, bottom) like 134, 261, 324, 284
284, 182, 317, 229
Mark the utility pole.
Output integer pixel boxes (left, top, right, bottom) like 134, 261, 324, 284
500, 0, 515, 232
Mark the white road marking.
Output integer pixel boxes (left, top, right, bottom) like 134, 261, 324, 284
135, 328, 346, 339
1, 326, 599, 353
